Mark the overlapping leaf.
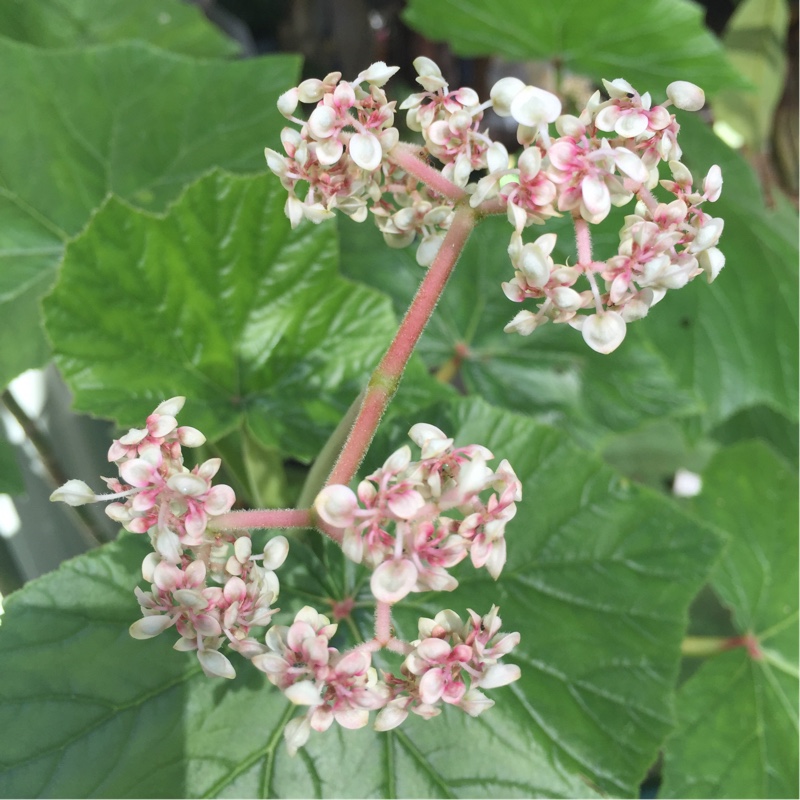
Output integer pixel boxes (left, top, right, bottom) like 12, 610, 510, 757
0, 0, 238, 56
0, 397, 720, 797
44, 170, 397, 462
0, 39, 298, 387
661, 442, 799, 797
402, 0, 744, 95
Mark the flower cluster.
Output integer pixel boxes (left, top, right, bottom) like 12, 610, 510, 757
314, 423, 522, 604
50, 397, 288, 678
493, 78, 725, 353
252, 606, 389, 754
266, 60, 724, 354
252, 605, 521, 754
376, 606, 521, 730
265, 60, 460, 266
50, 396, 522, 756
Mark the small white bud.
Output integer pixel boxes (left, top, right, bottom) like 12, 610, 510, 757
50, 479, 97, 506
490, 76, 525, 117
666, 81, 705, 111
578, 311, 627, 354
263, 535, 290, 571
349, 132, 383, 171
277, 88, 299, 117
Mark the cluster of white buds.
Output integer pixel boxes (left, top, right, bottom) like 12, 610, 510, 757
493, 77, 725, 353
265, 64, 400, 226
400, 56, 509, 189
252, 604, 521, 755
51, 402, 521, 753
266, 60, 724, 354
375, 606, 521, 730
50, 397, 289, 678
314, 423, 522, 604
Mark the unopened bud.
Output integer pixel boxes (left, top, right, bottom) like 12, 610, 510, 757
666, 81, 705, 111
50, 479, 97, 506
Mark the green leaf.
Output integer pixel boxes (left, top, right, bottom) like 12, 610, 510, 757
0, 0, 239, 56
712, 0, 790, 151
0, 398, 721, 797
661, 441, 799, 798
641, 114, 799, 428
401, 0, 744, 95
398, 398, 722, 796
0, 537, 600, 799
340, 214, 700, 450
44, 170, 397, 463
712, 404, 798, 467
0, 39, 299, 388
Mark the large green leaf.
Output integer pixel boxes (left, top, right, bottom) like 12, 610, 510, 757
44, 170, 397, 463
661, 442, 799, 798
340, 214, 700, 450
0, 39, 299, 388
0, 0, 238, 56
401, 0, 744, 95
642, 114, 799, 428
0, 399, 720, 797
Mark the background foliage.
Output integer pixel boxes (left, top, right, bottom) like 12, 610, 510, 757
0, 0, 796, 797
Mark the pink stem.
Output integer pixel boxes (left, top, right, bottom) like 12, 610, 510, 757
209, 508, 310, 531
385, 637, 413, 655
375, 601, 393, 644
326, 204, 476, 487
389, 143, 468, 202
573, 214, 594, 267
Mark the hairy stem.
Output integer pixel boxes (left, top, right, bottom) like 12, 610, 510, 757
388, 143, 468, 203
572, 214, 594, 267
326, 203, 477, 487
375, 601, 393, 644
210, 508, 311, 531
